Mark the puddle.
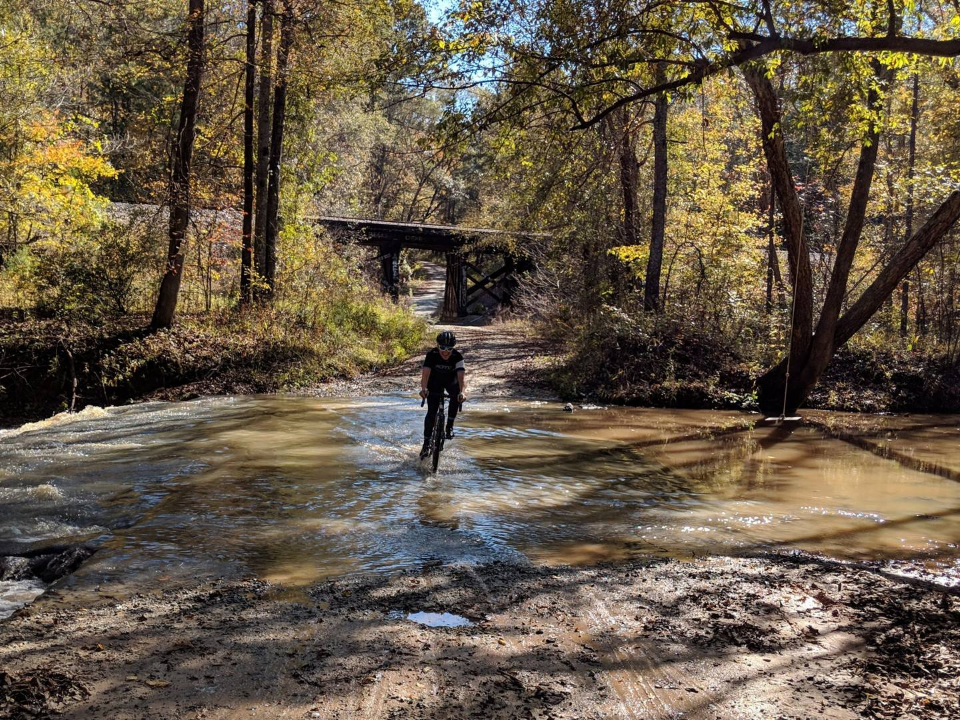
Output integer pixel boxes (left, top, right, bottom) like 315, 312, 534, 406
0, 579, 46, 620
403, 611, 473, 628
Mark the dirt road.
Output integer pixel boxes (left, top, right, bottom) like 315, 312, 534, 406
308, 263, 558, 400
3, 557, 957, 719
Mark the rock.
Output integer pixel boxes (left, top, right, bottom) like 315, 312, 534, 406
563, 403, 574, 412
0, 556, 32, 581
26, 546, 96, 583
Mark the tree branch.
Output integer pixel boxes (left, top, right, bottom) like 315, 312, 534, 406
835, 190, 960, 346
571, 34, 960, 129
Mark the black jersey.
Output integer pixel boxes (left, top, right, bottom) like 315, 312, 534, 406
423, 348, 465, 392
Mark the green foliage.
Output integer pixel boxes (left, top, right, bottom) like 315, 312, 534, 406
3, 217, 160, 320
99, 300, 426, 395
548, 305, 758, 409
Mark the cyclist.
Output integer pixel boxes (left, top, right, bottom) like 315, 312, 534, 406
419, 330, 467, 458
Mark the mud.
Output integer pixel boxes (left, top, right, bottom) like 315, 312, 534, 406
1, 556, 957, 719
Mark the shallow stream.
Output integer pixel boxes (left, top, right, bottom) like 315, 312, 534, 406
2, 396, 959, 616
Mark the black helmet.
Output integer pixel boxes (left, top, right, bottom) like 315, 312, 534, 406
436, 331, 456, 348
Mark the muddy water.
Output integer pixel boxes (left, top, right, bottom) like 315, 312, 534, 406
2, 397, 959, 613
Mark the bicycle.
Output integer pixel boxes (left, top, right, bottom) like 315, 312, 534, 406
420, 390, 463, 472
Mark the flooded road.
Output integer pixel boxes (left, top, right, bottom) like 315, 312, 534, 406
2, 396, 960, 615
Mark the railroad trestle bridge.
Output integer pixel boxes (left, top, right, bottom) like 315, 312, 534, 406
312, 216, 542, 320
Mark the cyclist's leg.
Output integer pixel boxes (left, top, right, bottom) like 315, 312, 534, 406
422, 392, 441, 454
445, 382, 460, 437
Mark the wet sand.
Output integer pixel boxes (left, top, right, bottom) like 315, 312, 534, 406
3, 557, 958, 719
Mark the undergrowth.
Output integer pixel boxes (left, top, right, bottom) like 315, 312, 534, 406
545, 307, 960, 413
0, 303, 426, 422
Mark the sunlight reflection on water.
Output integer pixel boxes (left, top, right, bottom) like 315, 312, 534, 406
1, 396, 959, 599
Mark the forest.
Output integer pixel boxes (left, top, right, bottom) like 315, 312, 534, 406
1, 0, 960, 417
3, 4, 960, 719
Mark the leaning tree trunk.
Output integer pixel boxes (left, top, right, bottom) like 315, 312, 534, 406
744, 60, 960, 415
263, 2, 293, 297
741, 64, 814, 389
151, 0, 204, 329
239, 0, 256, 306
644, 63, 668, 312
252, 0, 274, 301
782, 61, 893, 407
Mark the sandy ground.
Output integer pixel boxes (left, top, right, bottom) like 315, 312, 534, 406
3, 272, 959, 719
2, 558, 957, 719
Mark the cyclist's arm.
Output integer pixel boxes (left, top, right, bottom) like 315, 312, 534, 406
457, 369, 466, 399
420, 367, 431, 395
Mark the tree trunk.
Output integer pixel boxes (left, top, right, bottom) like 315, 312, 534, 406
252, 0, 274, 301
764, 178, 784, 312
741, 64, 814, 374
834, 192, 960, 345
746, 60, 960, 414
263, 2, 293, 298
614, 108, 639, 248
239, 0, 256, 306
151, 0, 204, 329
782, 62, 892, 402
644, 64, 667, 312
900, 73, 919, 337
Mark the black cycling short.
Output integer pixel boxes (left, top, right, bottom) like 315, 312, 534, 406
423, 381, 460, 438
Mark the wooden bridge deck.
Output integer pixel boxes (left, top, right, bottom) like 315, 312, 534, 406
311, 216, 545, 251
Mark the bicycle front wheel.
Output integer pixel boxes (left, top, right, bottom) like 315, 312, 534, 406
431, 410, 444, 472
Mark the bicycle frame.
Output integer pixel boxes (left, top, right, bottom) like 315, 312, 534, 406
420, 391, 463, 472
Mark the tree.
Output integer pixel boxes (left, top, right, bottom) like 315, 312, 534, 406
152, 0, 205, 329
900, 73, 919, 337
446, 0, 960, 411
240, 0, 257, 306
646, 63, 668, 312
263, 0, 295, 296
253, 0, 275, 300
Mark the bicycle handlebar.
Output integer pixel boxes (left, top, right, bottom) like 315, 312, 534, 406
420, 392, 465, 411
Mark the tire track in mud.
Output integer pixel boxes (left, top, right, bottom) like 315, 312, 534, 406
571, 591, 717, 719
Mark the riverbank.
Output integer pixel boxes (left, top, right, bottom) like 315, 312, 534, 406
6, 297, 960, 427
550, 318, 960, 414
0, 306, 426, 426
2, 555, 957, 719
3, 342, 959, 717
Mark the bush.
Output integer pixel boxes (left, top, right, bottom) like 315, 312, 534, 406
548, 306, 757, 409
3, 217, 160, 320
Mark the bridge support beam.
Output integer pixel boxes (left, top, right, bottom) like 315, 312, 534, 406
379, 242, 401, 301
442, 252, 467, 320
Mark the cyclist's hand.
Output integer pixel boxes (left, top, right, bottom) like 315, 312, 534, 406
419, 388, 428, 399
458, 392, 466, 403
